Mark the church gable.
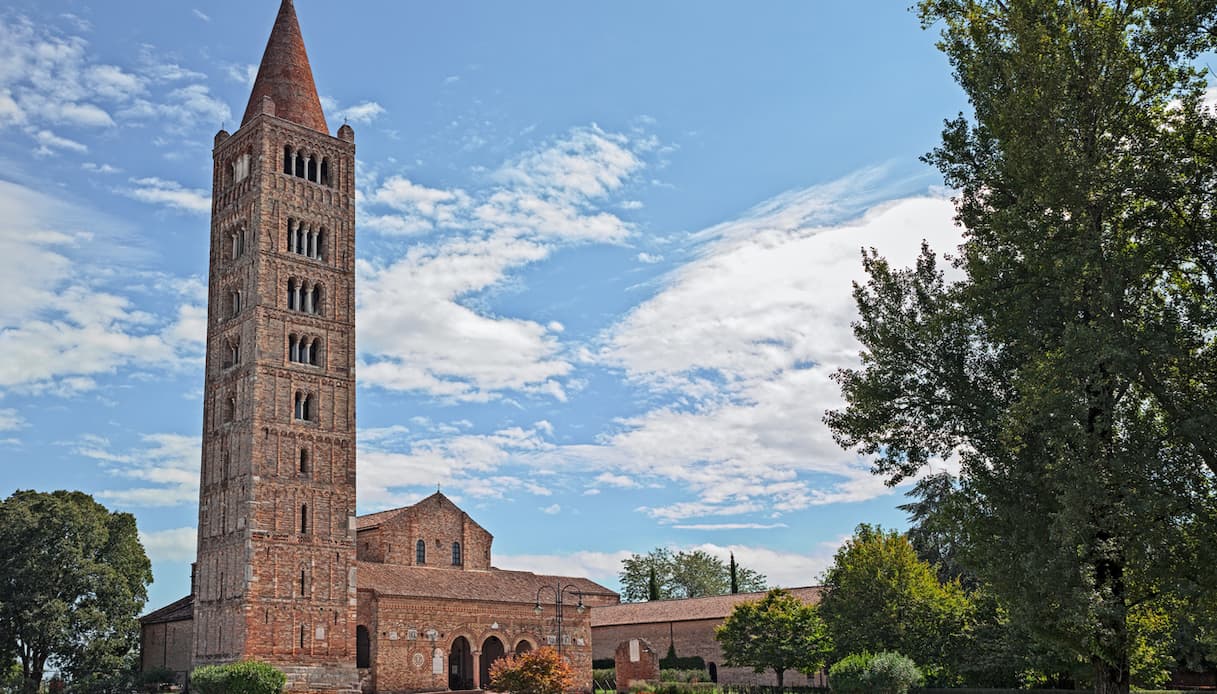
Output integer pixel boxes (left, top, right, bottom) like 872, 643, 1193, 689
356, 492, 493, 570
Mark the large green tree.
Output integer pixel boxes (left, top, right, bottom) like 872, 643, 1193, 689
0, 490, 152, 693
715, 589, 833, 688
618, 548, 766, 602
818, 525, 970, 683
825, 2, 1217, 692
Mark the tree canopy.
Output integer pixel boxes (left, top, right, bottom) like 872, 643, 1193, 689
715, 589, 832, 688
825, 2, 1217, 692
0, 490, 152, 693
619, 547, 766, 602
817, 525, 970, 683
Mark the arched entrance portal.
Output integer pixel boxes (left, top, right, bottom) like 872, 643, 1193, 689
449, 636, 474, 690
480, 636, 506, 689
515, 639, 533, 655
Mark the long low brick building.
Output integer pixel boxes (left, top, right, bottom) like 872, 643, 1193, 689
142, 492, 619, 692
590, 587, 826, 688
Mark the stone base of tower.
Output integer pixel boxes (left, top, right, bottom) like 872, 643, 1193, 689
278, 664, 361, 693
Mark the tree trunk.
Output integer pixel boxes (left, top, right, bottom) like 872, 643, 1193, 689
1092, 655, 1130, 694
775, 668, 784, 689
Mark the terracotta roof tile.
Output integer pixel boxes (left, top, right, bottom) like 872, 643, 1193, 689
590, 587, 823, 627
357, 561, 619, 605
140, 595, 194, 625
241, 0, 328, 133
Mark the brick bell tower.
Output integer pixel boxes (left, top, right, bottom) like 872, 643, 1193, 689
194, 1, 358, 690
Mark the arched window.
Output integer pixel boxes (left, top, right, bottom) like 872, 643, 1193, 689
309, 338, 321, 366
289, 334, 299, 363
303, 394, 313, 421
224, 395, 235, 423
300, 504, 309, 534
320, 158, 331, 187
452, 542, 462, 566
315, 229, 325, 261
294, 391, 304, 420
294, 150, 305, 178
299, 448, 309, 475
229, 290, 242, 318
230, 228, 245, 260
356, 625, 370, 668
310, 284, 322, 315
223, 338, 240, 369
416, 539, 426, 565
284, 145, 293, 175
300, 568, 307, 597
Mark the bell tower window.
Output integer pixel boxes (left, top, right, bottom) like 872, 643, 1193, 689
416, 539, 426, 565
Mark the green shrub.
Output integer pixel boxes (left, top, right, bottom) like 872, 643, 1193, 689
139, 666, 177, 692
828, 653, 872, 694
659, 669, 708, 683
190, 660, 286, 694
865, 652, 922, 694
629, 682, 719, 694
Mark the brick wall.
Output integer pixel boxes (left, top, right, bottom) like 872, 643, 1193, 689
593, 620, 825, 688
360, 593, 595, 693
141, 619, 194, 685
358, 494, 492, 570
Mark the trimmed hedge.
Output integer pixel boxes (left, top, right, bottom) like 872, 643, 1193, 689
628, 682, 720, 694
190, 660, 286, 694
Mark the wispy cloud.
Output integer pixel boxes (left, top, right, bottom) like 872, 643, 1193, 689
140, 526, 197, 562
357, 125, 651, 402
124, 177, 210, 213
85, 433, 200, 507
192, 9, 211, 22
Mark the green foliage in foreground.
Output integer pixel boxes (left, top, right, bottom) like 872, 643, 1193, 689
716, 589, 833, 689
189, 660, 286, 694
829, 652, 922, 694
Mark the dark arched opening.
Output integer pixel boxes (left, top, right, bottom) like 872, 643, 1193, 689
480, 636, 505, 690
449, 636, 473, 690
708, 663, 718, 683
283, 145, 292, 175
514, 640, 532, 655
416, 539, 426, 565
356, 625, 370, 668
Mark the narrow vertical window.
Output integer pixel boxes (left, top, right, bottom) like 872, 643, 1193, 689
294, 391, 304, 420
299, 449, 309, 475
303, 394, 313, 421
300, 569, 307, 597
299, 625, 305, 649
289, 334, 299, 363
300, 504, 309, 534
284, 145, 293, 175
287, 279, 296, 310
452, 542, 462, 566
294, 150, 305, 178
416, 539, 426, 565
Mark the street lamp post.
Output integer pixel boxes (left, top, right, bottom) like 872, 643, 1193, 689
533, 583, 585, 656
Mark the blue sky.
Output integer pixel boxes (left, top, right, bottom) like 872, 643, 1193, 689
0, 0, 972, 612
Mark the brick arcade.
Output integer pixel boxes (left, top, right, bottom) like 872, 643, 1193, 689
138, 2, 617, 691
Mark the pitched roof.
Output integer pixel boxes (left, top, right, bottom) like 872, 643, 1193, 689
356, 492, 491, 538
241, 0, 329, 133
140, 595, 194, 625
590, 587, 823, 627
357, 561, 619, 605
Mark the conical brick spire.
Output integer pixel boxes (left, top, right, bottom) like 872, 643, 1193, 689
241, 0, 329, 133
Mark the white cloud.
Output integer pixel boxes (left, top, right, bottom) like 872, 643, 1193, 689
672, 523, 789, 531
540, 503, 562, 515
87, 433, 200, 507
0, 409, 27, 431
488, 173, 960, 522
337, 101, 385, 124
637, 252, 662, 264
494, 549, 633, 583
192, 9, 211, 22
33, 128, 87, 155
82, 162, 121, 174
140, 526, 197, 562
125, 177, 210, 213
357, 422, 556, 509
592, 472, 639, 489
225, 63, 258, 87
358, 126, 650, 401
0, 180, 205, 394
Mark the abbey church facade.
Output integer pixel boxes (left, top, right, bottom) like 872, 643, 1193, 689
138, 2, 618, 691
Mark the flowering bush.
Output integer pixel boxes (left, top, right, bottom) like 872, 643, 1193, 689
488, 647, 576, 694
